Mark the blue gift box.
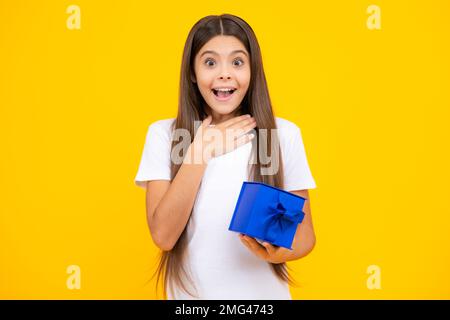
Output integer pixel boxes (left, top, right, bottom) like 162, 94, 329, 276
228, 182, 306, 250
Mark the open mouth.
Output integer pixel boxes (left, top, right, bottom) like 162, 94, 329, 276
212, 88, 237, 99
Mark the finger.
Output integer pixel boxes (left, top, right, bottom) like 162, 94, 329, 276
240, 237, 265, 259
239, 235, 253, 250
240, 121, 257, 135
239, 234, 255, 248
243, 236, 267, 254
261, 242, 277, 255
221, 114, 252, 128
202, 115, 212, 127
231, 132, 255, 150
227, 117, 256, 131
228, 122, 257, 140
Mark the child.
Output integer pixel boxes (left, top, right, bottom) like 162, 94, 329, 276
135, 14, 317, 300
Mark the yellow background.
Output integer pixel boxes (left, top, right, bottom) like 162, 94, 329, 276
1, 0, 449, 299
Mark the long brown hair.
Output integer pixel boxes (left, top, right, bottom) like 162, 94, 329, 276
151, 13, 298, 299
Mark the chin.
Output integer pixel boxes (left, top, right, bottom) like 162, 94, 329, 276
209, 103, 239, 115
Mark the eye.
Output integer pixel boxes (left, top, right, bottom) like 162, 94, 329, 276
233, 58, 244, 66
204, 58, 215, 67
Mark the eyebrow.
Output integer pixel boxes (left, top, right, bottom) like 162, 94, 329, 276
199, 49, 249, 58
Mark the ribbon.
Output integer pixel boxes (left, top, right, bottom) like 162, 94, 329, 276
261, 192, 305, 245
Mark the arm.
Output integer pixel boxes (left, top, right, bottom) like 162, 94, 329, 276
239, 189, 316, 263
282, 189, 316, 261
146, 114, 257, 251
146, 148, 207, 252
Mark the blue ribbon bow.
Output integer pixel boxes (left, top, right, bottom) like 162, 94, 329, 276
261, 193, 305, 245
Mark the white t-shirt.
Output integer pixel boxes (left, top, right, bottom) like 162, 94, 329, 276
134, 117, 317, 300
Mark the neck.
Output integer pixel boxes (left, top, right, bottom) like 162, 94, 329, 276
206, 107, 242, 125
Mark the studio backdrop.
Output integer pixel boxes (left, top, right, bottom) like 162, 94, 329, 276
1, 0, 449, 299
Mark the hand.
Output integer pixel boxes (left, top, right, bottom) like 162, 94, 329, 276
187, 114, 257, 164
239, 234, 293, 264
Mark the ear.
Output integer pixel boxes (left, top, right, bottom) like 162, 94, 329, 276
190, 72, 197, 83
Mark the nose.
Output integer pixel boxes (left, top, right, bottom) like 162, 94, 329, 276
218, 64, 232, 80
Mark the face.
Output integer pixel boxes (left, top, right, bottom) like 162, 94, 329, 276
193, 35, 251, 121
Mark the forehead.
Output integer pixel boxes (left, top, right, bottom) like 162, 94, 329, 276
197, 35, 248, 57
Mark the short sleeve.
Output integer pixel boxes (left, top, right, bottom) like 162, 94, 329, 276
134, 121, 172, 189
281, 124, 317, 191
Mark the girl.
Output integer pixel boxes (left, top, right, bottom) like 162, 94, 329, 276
135, 14, 317, 300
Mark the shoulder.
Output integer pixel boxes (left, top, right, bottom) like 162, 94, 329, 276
275, 116, 299, 130
148, 117, 176, 133
275, 116, 302, 139
144, 118, 176, 145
